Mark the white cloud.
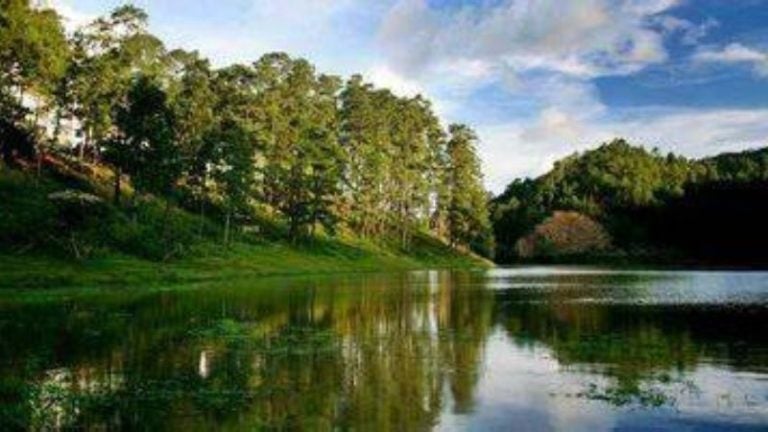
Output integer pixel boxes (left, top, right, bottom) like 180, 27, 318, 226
366, 64, 425, 97
47, 0, 94, 31
373, 0, 768, 194
478, 115, 609, 193
158, 0, 372, 71
618, 108, 768, 156
693, 43, 768, 77
50, 0, 381, 74
374, 0, 707, 194
378, 0, 680, 83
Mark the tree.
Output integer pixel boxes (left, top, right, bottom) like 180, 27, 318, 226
0, 90, 34, 166
166, 49, 218, 224
68, 5, 166, 160
0, 0, 70, 168
339, 76, 453, 248
490, 139, 701, 261
203, 118, 256, 244
339, 76, 393, 238
445, 124, 493, 257
388, 96, 435, 249
108, 75, 179, 201
303, 73, 345, 237
1, 4, 499, 259
253, 53, 345, 240
167, 49, 217, 170
0, 0, 69, 99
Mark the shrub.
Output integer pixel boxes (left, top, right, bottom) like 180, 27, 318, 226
516, 211, 612, 258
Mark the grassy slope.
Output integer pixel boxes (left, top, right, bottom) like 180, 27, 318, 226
0, 236, 488, 290
0, 159, 490, 290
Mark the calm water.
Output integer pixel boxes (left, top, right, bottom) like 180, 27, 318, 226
1, 268, 767, 431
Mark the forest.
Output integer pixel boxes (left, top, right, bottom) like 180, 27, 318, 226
492, 140, 768, 265
0, 1, 494, 267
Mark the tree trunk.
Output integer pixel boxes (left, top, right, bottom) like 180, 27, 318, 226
198, 198, 205, 237
113, 166, 121, 205
80, 128, 88, 161
161, 199, 173, 261
34, 106, 43, 179
130, 192, 138, 225
223, 209, 231, 246
36, 147, 43, 179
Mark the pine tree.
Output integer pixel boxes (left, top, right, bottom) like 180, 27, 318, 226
69, 5, 166, 160
445, 124, 494, 257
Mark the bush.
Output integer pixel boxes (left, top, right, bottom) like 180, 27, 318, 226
107, 198, 207, 260
0, 171, 58, 252
0, 170, 216, 260
516, 211, 612, 259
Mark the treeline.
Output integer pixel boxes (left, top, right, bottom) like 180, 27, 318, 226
0, 2, 494, 257
492, 139, 768, 264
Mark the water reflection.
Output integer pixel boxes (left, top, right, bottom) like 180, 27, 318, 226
0, 269, 766, 430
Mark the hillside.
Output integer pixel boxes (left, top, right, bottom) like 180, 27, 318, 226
492, 140, 768, 266
0, 154, 489, 290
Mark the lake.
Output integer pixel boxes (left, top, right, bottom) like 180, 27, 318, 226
1, 267, 767, 431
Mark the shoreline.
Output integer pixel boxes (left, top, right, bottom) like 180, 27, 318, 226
0, 244, 491, 292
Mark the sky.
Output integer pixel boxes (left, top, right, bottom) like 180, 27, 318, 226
49, 0, 768, 193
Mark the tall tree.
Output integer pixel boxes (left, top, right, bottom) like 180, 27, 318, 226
166, 49, 218, 221
339, 76, 393, 238
69, 5, 165, 160
445, 124, 493, 257
0, 0, 69, 167
0, 0, 69, 100
253, 53, 345, 240
108, 75, 179, 201
203, 118, 256, 244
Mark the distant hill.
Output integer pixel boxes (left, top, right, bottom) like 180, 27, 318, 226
698, 147, 768, 182
491, 140, 768, 265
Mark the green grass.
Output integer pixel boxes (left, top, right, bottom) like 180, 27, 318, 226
0, 237, 487, 290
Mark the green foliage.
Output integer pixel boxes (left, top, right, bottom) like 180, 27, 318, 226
535, 139, 690, 213
698, 148, 768, 182
107, 198, 209, 260
0, 0, 69, 96
0, 0, 69, 166
338, 75, 464, 251
116, 76, 180, 197
249, 55, 347, 240
445, 124, 494, 257
0, 98, 35, 165
0, 170, 57, 249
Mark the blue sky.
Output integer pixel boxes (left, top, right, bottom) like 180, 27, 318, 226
50, 0, 768, 193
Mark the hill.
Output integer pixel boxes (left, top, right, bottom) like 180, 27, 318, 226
491, 140, 768, 266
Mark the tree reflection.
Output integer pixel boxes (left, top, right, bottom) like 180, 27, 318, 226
0, 272, 494, 430
495, 275, 768, 408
